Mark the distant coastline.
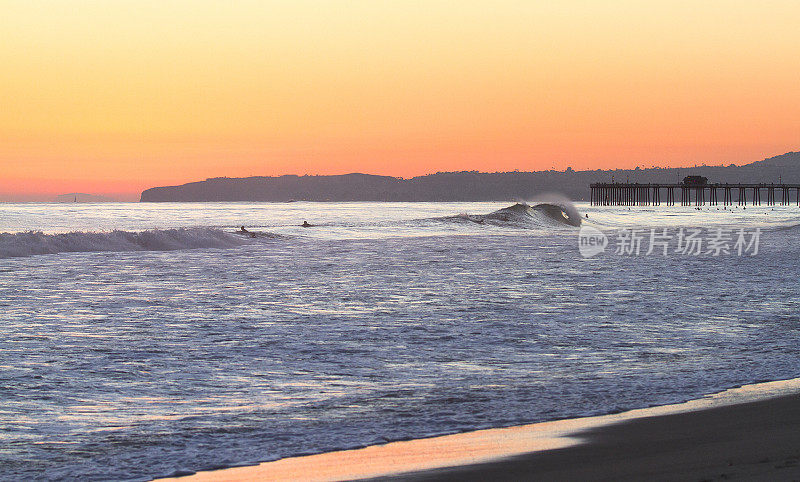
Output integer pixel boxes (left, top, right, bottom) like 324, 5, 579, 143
140, 152, 799, 202
54, 193, 117, 203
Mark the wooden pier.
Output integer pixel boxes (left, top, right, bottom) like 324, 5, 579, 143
590, 179, 800, 206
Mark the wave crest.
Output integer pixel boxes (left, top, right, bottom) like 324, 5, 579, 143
446, 201, 582, 228
0, 228, 255, 259
489, 202, 581, 227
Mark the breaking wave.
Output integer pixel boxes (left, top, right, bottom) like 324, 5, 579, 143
443, 201, 582, 228
0, 228, 267, 259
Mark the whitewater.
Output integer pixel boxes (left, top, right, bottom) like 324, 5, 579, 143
1, 201, 799, 481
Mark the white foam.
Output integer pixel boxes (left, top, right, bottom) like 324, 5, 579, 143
0, 228, 250, 258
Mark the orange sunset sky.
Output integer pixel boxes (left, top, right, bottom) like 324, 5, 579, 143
2, 1, 799, 201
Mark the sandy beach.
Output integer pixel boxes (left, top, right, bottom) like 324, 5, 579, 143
398, 393, 800, 481
158, 380, 800, 481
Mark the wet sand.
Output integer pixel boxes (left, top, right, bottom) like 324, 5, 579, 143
391, 393, 800, 481
159, 380, 800, 481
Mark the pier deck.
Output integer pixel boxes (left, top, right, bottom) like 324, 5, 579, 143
590, 183, 800, 206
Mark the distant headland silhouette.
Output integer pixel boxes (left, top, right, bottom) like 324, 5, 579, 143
140, 152, 799, 202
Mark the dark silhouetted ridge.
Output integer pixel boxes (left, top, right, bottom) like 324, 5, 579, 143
140, 152, 800, 202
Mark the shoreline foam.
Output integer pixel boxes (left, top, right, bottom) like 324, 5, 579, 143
156, 377, 800, 481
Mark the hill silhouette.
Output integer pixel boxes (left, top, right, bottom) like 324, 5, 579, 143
140, 152, 800, 202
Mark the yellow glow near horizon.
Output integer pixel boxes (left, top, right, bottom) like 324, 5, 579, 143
2, 1, 799, 199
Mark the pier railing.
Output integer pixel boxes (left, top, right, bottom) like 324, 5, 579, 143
589, 183, 800, 206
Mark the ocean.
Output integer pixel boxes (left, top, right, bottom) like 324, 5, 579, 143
1, 201, 798, 481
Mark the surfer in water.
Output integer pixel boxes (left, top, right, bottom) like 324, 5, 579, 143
240, 226, 256, 238
302, 221, 312, 227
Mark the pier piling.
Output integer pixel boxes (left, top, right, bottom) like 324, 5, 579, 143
590, 181, 800, 207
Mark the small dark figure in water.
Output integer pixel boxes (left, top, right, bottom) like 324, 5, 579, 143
302, 221, 312, 227
585, 213, 589, 219
240, 226, 248, 233
240, 226, 256, 238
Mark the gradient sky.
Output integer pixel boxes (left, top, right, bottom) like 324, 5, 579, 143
2, 1, 799, 200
